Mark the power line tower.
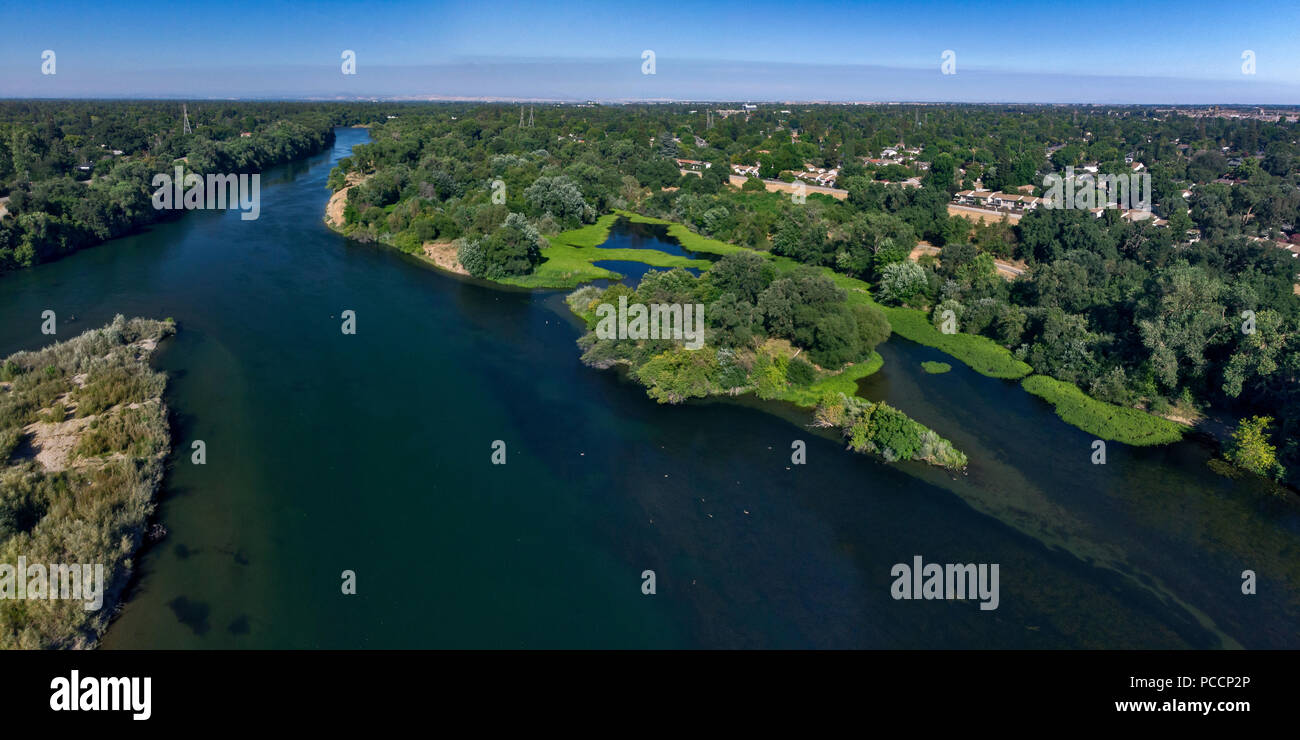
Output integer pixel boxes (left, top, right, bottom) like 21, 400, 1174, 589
519, 105, 525, 128
528, 105, 534, 127
182, 104, 192, 135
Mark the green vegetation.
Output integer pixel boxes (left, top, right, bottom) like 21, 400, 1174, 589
1021, 375, 1184, 446
1224, 416, 1285, 482
551, 213, 620, 248
880, 305, 1032, 379
0, 316, 174, 649
921, 361, 952, 374
570, 253, 891, 399
768, 352, 883, 407
497, 215, 711, 289
814, 392, 967, 471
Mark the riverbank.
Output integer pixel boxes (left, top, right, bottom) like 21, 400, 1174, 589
2, 125, 336, 274
0, 316, 174, 649
328, 192, 1183, 452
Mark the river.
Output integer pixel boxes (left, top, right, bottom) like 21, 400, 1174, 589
1, 127, 1295, 648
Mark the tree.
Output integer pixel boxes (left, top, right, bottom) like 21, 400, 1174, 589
926, 152, 956, 191
877, 261, 927, 306
707, 250, 774, 304
463, 213, 544, 279
1225, 416, 1284, 480
524, 175, 595, 225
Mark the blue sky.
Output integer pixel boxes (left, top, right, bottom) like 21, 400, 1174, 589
2, 0, 1299, 102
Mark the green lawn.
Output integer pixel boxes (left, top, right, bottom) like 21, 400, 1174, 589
921, 361, 952, 374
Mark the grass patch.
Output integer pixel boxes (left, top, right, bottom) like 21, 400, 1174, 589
1021, 374, 1184, 446
550, 213, 620, 248
921, 361, 952, 374
772, 352, 884, 407
612, 210, 751, 257
880, 306, 1032, 379
498, 239, 709, 290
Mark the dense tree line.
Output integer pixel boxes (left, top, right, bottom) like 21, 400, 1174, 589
0, 101, 417, 271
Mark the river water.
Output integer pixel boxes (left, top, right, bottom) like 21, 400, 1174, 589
1, 127, 1295, 648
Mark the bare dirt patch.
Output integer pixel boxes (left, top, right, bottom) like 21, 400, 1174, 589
22, 409, 93, 472
325, 172, 370, 229
908, 241, 1025, 280
422, 241, 468, 276
948, 204, 1021, 224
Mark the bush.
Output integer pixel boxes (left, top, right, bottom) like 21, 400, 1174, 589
813, 393, 966, 470
1224, 416, 1285, 481
635, 348, 720, 404
786, 356, 817, 386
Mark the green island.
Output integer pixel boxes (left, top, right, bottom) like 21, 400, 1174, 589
561, 251, 966, 470
0, 316, 175, 648
921, 361, 953, 374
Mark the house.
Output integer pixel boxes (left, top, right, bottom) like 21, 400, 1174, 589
675, 158, 710, 171
954, 189, 993, 206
